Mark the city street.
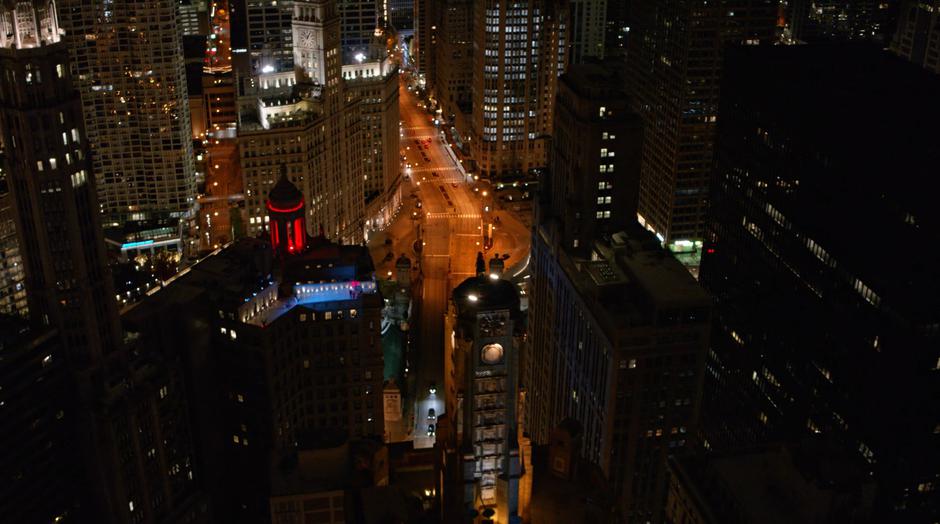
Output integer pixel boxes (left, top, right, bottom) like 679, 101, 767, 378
373, 72, 531, 448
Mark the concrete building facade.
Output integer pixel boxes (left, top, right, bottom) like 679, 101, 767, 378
239, 0, 368, 244
342, 56, 401, 232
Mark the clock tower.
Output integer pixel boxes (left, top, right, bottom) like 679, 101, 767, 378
291, 0, 340, 88
448, 255, 524, 522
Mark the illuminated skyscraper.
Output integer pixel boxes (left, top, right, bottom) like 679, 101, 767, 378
179, 0, 210, 36
471, 0, 568, 179
57, 0, 197, 251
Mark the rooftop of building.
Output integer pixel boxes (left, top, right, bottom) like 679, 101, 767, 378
452, 257, 522, 333
121, 238, 271, 317
556, 224, 710, 334
722, 44, 940, 316
562, 61, 628, 99
271, 436, 385, 497
341, 53, 398, 82
558, 61, 635, 120
123, 233, 378, 328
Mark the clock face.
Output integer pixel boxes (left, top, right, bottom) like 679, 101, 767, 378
481, 343, 504, 365
300, 30, 315, 48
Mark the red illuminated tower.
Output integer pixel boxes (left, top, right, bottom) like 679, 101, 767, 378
267, 169, 307, 256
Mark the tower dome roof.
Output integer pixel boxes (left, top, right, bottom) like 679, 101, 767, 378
268, 166, 303, 211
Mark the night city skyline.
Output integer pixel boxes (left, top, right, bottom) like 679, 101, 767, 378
1, 1, 938, 523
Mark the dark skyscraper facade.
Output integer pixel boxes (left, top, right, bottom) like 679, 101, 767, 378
388, 0, 413, 31
544, 64, 642, 256
413, 0, 436, 83
238, 0, 296, 74
0, 4, 206, 523
626, 0, 776, 269
0, 3, 120, 362
528, 63, 711, 523
568, 0, 607, 63
0, 318, 75, 523
433, 0, 473, 123
338, 0, 380, 61
0, 183, 26, 316
700, 45, 940, 521
126, 176, 385, 521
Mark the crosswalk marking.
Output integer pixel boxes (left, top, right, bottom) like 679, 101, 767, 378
425, 212, 481, 220
409, 166, 459, 173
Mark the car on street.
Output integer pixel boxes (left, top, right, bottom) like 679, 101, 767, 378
427, 424, 436, 437
428, 408, 436, 421
429, 382, 437, 395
